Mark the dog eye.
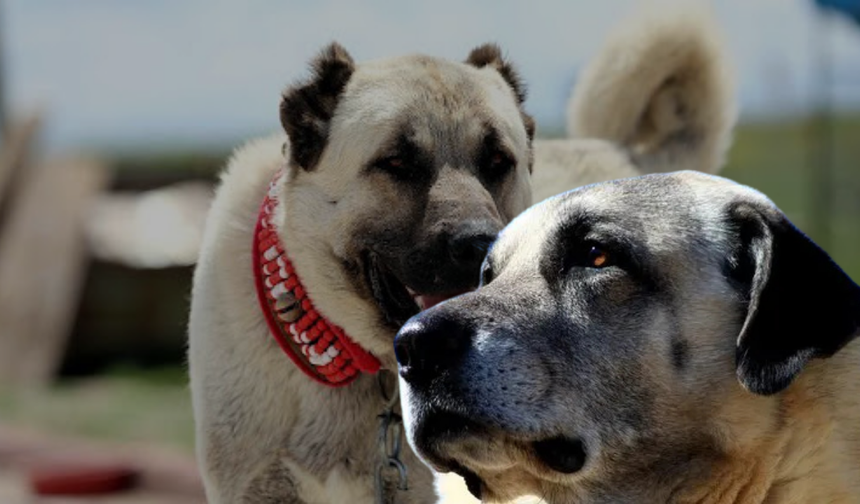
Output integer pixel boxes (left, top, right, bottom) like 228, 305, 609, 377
374, 155, 423, 182
587, 246, 611, 268
482, 150, 515, 178
563, 243, 614, 273
376, 156, 406, 171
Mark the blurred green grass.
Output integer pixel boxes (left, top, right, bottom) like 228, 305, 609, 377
0, 366, 195, 452
0, 114, 856, 450
721, 114, 859, 282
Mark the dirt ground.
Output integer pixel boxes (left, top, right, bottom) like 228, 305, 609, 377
0, 424, 205, 503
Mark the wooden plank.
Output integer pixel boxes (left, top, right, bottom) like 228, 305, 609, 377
0, 156, 110, 385
0, 114, 41, 213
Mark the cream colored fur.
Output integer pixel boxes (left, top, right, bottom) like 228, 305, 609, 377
565, 4, 735, 178
531, 4, 734, 203
672, 343, 860, 503
188, 6, 734, 504
190, 54, 532, 504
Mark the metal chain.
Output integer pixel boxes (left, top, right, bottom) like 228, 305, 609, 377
375, 370, 408, 504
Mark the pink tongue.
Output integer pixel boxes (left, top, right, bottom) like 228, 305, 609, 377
416, 292, 465, 311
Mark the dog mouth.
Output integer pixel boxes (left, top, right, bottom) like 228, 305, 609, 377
451, 463, 485, 500
412, 409, 587, 499
365, 252, 470, 327
410, 410, 491, 498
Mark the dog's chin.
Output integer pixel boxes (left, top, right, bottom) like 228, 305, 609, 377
364, 252, 471, 328
408, 407, 590, 501
409, 411, 494, 500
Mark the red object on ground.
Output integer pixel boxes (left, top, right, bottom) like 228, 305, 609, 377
28, 461, 138, 495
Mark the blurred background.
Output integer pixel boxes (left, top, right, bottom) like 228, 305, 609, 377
0, 0, 857, 501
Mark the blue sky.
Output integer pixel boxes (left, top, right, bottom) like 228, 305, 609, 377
5, 1, 860, 152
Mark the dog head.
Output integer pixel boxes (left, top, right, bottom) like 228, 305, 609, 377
397, 171, 860, 502
277, 43, 534, 357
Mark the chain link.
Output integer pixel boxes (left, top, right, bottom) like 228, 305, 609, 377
375, 371, 408, 504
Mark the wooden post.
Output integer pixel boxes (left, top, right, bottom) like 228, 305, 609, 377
0, 115, 41, 218
0, 157, 110, 385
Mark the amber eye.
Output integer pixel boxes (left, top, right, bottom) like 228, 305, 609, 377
587, 246, 610, 268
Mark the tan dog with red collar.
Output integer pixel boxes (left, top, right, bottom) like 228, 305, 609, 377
188, 8, 734, 503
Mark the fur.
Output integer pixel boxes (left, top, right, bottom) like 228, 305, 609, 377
188, 6, 734, 503
530, 4, 733, 201
399, 171, 860, 503
563, 4, 734, 178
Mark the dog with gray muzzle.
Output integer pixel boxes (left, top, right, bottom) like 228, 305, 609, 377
188, 6, 735, 503
397, 171, 860, 503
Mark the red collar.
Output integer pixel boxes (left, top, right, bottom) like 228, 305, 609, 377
253, 172, 381, 387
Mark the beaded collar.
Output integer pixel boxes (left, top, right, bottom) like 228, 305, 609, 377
252, 172, 381, 386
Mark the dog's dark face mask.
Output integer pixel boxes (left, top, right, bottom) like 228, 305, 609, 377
279, 42, 535, 330
396, 172, 860, 502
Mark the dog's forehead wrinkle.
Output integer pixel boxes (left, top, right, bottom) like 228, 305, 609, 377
410, 116, 486, 171
348, 55, 531, 171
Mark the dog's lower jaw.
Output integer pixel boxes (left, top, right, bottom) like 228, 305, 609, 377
365, 251, 420, 328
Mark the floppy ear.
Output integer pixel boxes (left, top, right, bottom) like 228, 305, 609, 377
465, 44, 535, 141
280, 42, 355, 171
567, 7, 735, 175
728, 202, 860, 395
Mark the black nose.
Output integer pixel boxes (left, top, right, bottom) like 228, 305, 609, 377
447, 223, 497, 270
395, 309, 473, 383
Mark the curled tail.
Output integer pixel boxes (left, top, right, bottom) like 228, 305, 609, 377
567, 4, 736, 174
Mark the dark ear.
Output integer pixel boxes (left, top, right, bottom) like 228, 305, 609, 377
465, 44, 535, 141
728, 202, 860, 395
465, 44, 527, 103
280, 42, 355, 171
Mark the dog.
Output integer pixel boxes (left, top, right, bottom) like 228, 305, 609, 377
397, 170, 860, 503
188, 7, 734, 503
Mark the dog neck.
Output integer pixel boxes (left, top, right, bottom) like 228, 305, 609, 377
253, 171, 381, 386
668, 352, 860, 504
